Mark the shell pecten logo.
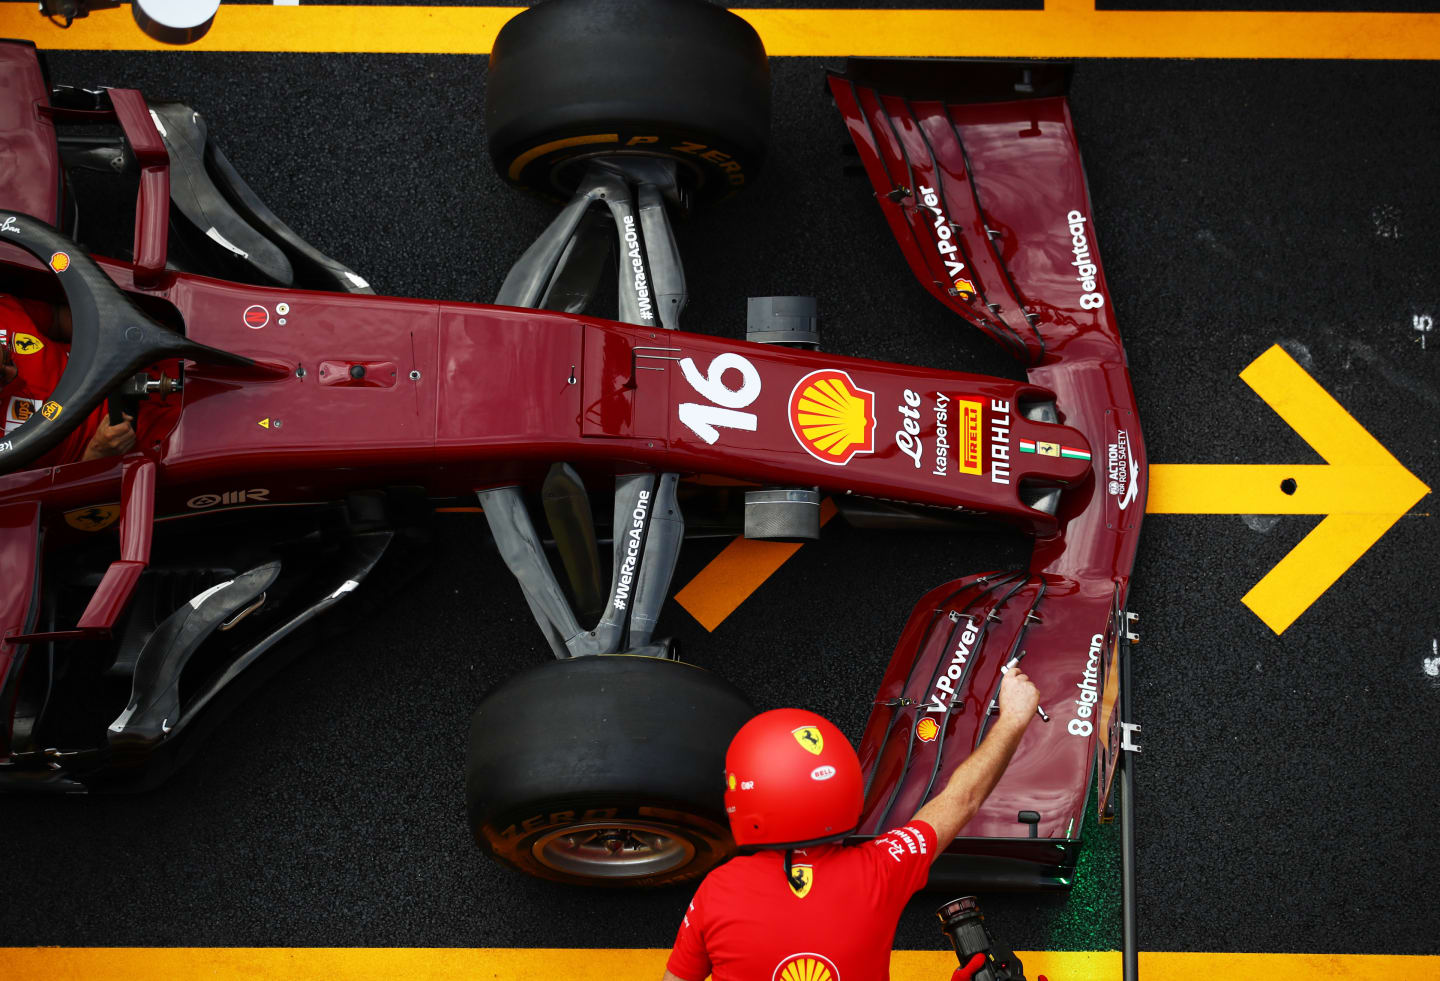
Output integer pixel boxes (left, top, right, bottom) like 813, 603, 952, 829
788, 369, 875, 465
915, 717, 940, 742
774, 952, 839, 981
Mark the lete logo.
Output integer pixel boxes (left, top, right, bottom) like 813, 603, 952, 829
789, 369, 875, 465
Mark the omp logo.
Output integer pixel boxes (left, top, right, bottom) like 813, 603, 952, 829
789, 369, 875, 465
915, 717, 940, 742
958, 399, 983, 475
187, 488, 270, 509
787, 865, 814, 899
12, 333, 43, 355
774, 953, 838, 981
791, 726, 824, 755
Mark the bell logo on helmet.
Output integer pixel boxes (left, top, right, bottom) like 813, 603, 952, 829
774, 952, 839, 981
791, 726, 824, 755
787, 864, 814, 899
810, 765, 836, 781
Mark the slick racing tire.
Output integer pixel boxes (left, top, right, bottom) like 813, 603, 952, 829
465, 654, 754, 887
485, 0, 771, 204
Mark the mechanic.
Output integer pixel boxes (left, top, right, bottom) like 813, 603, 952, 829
664, 667, 1041, 981
1, 292, 134, 463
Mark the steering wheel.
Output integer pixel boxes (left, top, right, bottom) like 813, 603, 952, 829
0, 211, 253, 473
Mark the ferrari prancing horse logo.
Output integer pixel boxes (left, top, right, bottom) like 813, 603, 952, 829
787, 864, 814, 899
791, 726, 823, 755
12, 333, 43, 355
64, 504, 120, 532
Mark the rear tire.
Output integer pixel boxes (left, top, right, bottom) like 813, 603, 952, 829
485, 0, 771, 204
466, 654, 755, 887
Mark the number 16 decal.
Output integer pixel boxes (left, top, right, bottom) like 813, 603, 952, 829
678, 352, 760, 444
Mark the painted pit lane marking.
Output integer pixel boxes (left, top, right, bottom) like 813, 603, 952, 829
677, 346, 1429, 636
0, 948, 1434, 979
3, 4, 1440, 59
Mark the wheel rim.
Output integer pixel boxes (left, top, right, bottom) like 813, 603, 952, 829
532, 820, 696, 879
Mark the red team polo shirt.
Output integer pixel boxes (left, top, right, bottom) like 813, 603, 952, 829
668, 820, 939, 981
1, 293, 103, 466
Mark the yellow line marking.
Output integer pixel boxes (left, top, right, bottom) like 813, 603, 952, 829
680, 347, 1428, 637
675, 497, 835, 631
4, 3, 1440, 59
0, 948, 1435, 980
1149, 344, 1429, 634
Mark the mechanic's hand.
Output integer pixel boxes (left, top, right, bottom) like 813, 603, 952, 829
997, 666, 1040, 724
82, 413, 135, 461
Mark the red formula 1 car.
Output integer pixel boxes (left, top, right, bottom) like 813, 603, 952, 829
0, 0, 1144, 920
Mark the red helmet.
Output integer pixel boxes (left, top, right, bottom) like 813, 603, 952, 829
723, 708, 863, 849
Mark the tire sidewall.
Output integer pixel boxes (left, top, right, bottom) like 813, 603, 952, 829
466, 656, 754, 887
485, 0, 770, 204
482, 798, 734, 888
499, 123, 758, 204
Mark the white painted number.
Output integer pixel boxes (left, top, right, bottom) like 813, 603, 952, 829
678, 353, 761, 444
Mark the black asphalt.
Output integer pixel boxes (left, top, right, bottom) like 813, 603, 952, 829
1, 14, 1438, 964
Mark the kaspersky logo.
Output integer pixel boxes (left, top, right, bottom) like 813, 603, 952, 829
789, 369, 875, 465
774, 953, 839, 981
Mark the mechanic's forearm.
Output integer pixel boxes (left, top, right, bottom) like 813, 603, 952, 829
912, 714, 1030, 847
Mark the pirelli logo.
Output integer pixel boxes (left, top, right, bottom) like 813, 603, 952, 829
958, 399, 983, 475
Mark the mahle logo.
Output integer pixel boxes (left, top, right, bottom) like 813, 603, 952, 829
789, 369, 875, 465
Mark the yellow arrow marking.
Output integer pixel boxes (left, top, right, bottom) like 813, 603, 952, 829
4, 3, 1440, 59
680, 346, 1427, 636
1150, 345, 1428, 633
258, 418, 270, 429
0, 947, 1434, 980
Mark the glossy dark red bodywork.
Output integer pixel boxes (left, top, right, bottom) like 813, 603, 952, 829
829, 68, 1146, 877
0, 45, 1146, 888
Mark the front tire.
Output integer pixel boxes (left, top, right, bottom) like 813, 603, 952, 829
466, 654, 754, 887
485, 0, 771, 204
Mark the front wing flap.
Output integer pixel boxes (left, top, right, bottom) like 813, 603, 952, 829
833, 60, 1146, 872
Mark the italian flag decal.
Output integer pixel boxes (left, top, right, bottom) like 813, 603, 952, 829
1019, 438, 1091, 461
